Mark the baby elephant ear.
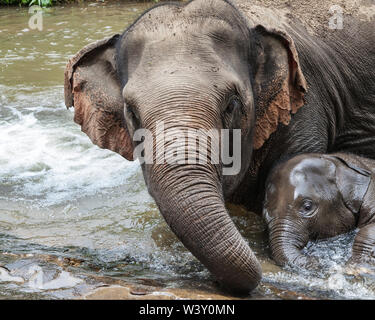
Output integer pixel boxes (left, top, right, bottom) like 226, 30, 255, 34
252, 26, 307, 150
64, 34, 134, 161
330, 156, 371, 214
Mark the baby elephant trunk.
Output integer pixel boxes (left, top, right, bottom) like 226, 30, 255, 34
268, 218, 311, 268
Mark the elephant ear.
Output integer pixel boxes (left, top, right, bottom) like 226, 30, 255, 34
252, 25, 307, 150
64, 34, 134, 160
328, 155, 371, 214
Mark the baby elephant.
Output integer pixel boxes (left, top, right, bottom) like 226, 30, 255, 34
263, 152, 375, 268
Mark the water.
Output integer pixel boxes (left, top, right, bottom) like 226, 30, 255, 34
0, 2, 374, 299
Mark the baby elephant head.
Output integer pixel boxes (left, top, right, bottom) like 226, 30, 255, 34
263, 153, 371, 268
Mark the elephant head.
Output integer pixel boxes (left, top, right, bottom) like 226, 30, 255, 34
64, 0, 307, 293
263, 153, 371, 268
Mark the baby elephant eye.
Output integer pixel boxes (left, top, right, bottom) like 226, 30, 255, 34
299, 199, 316, 216
303, 200, 313, 211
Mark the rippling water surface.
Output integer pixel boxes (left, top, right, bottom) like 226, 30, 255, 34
0, 2, 374, 299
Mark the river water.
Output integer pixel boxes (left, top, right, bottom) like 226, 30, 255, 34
0, 2, 374, 299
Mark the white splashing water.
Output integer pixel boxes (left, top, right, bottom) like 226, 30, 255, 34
0, 267, 24, 283
0, 86, 140, 206
27, 265, 83, 290
263, 232, 375, 299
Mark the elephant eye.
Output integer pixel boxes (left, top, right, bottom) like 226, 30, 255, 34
299, 199, 316, 217
125, 104, 140, 129
225, 95, 241, 114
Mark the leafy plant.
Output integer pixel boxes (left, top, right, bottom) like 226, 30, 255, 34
0, 0, 174, 7
0, 0, 53, 6
29, 0, 53, 7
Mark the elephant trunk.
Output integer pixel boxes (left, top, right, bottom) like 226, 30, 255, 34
268, 218, 310, 267
147, 163, 262, 294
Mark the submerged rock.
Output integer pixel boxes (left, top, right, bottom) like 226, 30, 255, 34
82, 285, 237, 300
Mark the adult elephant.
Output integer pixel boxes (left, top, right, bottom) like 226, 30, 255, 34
64, 0, 375, 293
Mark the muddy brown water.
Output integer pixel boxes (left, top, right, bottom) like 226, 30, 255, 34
0, 2, 375, 299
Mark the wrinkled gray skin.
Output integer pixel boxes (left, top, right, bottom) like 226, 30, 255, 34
263, 153, 375, 268
64, 0, 375, 294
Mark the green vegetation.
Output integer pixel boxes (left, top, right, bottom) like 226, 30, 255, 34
1, 0, 55, 6
0, 0, 163, 8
